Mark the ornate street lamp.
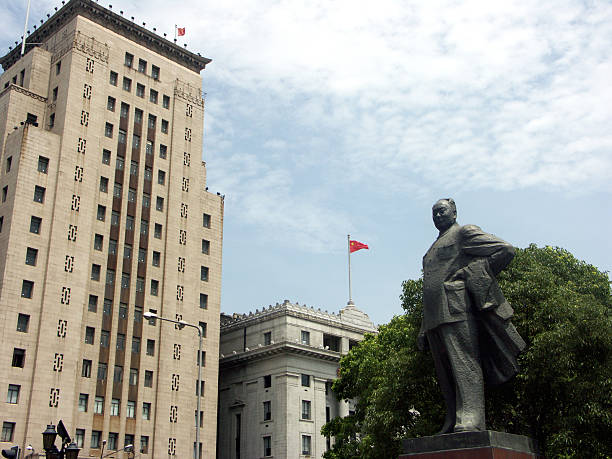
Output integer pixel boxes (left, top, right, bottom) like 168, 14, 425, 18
42, 425, 57, 452
42, 421, 80, 459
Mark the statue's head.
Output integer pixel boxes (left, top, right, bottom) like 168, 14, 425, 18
432, 198, 457, 232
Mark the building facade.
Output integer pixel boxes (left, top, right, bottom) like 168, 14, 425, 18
0, 1, 223, 457
218, 301, 376, 459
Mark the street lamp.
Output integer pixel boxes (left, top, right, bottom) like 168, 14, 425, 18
41, 421, 80, 459
102, 444, 134, 458
143, 311, 203, 459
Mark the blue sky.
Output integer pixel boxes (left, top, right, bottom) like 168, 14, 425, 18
2, 0, 611, 326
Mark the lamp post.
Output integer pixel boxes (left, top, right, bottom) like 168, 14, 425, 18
143, 311, 203, 459
41, 422, 80, 459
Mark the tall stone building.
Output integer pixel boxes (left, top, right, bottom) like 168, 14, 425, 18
218, 301, 376, 459
0, 1, 223, 457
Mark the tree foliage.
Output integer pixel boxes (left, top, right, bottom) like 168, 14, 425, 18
322, 245, 612, 459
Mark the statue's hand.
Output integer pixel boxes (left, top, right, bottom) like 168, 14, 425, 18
417, 333, 428, 351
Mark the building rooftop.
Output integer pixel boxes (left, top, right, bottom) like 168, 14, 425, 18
0, 0, 211, 72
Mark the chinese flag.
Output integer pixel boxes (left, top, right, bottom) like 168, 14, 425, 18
349, 240, 369, 253
177, 27, 186, 36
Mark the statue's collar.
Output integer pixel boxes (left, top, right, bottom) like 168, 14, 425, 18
437, 222, 459, 239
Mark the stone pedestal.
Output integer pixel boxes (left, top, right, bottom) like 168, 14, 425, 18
399, 430, 540, 459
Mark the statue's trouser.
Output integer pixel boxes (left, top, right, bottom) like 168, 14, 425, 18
427, 316, 485, 432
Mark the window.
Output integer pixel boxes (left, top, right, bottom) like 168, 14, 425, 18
7, 384, 20, 404
102, 149, 111, 164
6, 156, 12, 172
103, 299, 112, 315
144, 370, 153, 387
94, 395, 104, 413
120, 102, 129, 118
144, 166, 152, 180
127, 400, 136, 418
125, 52, 133, 67
111, 398, 120, 416
107, 96, 116, 111
78, 393, 88, 411
118, 130, 126, 145
132, 134, 140, 149
159, 144, 167, 158
142, 193, 150, 207
17, 313, 30, 332
106, 269, 115, 285
161, 119, 169, 133
2, 185, 7, 202
263, 401, 271, 421
1, 422, 15, 442
123, 244, 132, 260
201, 239, 210, 254
86, 295, 99, 314
100, 330, 110, 347
56, 61, 61, 74
150, 89, 158, 104
0, 216, 3, 232
264, 375, 272, 388
132, 336, 141, 353
199, 293, 208, 309
134, 108, 143, 124
121, 273, 130, 289
114, 365, 123, 383
91, 264, 100, 281
97, 205, 106, 221
157, 169, 166, 185
130, 368, 138, 385
301, 330, 310, 345
105, 122, 113, 138
301, 374, 310, 387
302, 435, 312, 455
146, 140, 154, 156
93, 234, 103, 251
33, 185, 45, 203
91, 431, 102, 449
85, 327, 95, 344
162, 94, 170, 108
264, 332, 272, 346
146, 339, 155, 356
154, 223, 162, 238
141, 436, 149, 453
152, 65, 160, 80
203, 213, 211, 228
75, 429, 85, 448
138, 249, 146, 264
100, 176, 108, 193
52, 86, 58, 101
148, 279, 159, 296
263, 436, 272, 457
138, 58, 147, 73
123, 77, 131, 92
25, 247, 38, 266
126, 216, 134, 231
82, 359, 92, 378
302, 400, 311, 420
148, 114, 156, 129
136, 83, 145, 98
109, 70, 118, 85
38, 156, 49, 173
140, 220, 148, 235
30, 216, 42, 234
116, 333, 126, 350
12, 348, 25, 367
155, 196, 163, 211
134, 306, 143, 322
21, 280, 34, 298
108, 432, 118, 451
152, 251, 160, 267
200, 266, 209, 281
135, 402, 150, 423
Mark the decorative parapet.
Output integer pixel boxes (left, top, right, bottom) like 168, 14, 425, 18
174, 79, 205, 107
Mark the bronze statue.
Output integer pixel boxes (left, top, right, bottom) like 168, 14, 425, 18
418, 198, 525, 434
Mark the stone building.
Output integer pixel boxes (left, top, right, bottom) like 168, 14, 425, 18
0, 1, 223, 457
218, 301, 376, 459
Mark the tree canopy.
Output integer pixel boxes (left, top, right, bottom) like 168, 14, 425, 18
322, 245, 612, 459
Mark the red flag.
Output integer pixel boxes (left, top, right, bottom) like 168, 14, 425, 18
177, 27, 186, 36
349, 240, 369, 253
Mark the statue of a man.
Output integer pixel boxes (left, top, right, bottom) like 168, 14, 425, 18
419, 198, 525, 434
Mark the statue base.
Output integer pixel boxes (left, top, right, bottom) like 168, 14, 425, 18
399, 430, 540, 459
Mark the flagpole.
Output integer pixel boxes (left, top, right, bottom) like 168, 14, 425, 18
347, 234, 353, 305
21, 0, 32, 56
174, 24, 177, 41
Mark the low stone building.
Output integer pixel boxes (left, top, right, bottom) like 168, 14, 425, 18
217, 300, 376, 459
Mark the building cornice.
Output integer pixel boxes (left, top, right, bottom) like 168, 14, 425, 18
0, 84, 47, 103
0, 0, 211, 72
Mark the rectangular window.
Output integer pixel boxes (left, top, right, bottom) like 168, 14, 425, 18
118, 130, 126, 145
1, 422, 15, 442
33, 185, 45, 203
148, 114, 156, 129
302, 435, 312, 455
106, 269, 115, 285
144, 166, 152, 181
146, 140, 154, 156
144, 370, 153, 387
88, 294, 98, 313
78, 393, 88, 411
82, 359, 92, 378
126, 216, 134, 230
114, 365, 123, 383
120, 102, 129, 118
162, 94, 170, 108
143, 402, 151, 419
132, 134, 140, 150
102, 299, 112, 314
263, 436, 272, 457
100, 176, 108, 193
301, 374, 310, 387
85, 327, 95, 344
7, 384, 20, 404
203, 213, 211, 228
6, 156, 12, 172
127, 400, 136, 418
75, 429, 85, 448
25, 247, 38, 266
161, 119, 168, 133
136, 83, 145, 98
105, 122, 113, 138
154, 223, 162, 239
136, 276, 144, 292
125, 52, 133, 67
130, 368, 138, 385
150, 89, 158, 104
119, 303, 127, 319
108, 433, 118, 451
94, 234, 103, 251
159, 144, 167, 159
302, 400, 311, 420
102, 149, 111, 164
301, 330, 310, 345
52, 86, 58, 101
97, 205, 106, 221
264, 332, 272, 346
91, 264, 100, 281
199, 322, 207, 338
121, 273, 130, 289
91, 431, 101, 448
12, 348, 25, 367
152, 251, 160, 267
138, 58, 147, 73
146, 339, 155, 356
38, 156, 49, 173
109, 70, 118, 85
142, 193, 150, 207
107, 96, 116, 111
30, 216, 42, 234
128, 188, 136, 202
201, 239, 210, 254
158, 170, 166, 185
152, 65, 160, 80
2, 185, 7, 202
140, 220, 148, 235
100, 330, 110, 347
132, 337, 141, 353
123, 77, 131, 92
134, 306, 143, 322
263, 401, 271, 421
199, 293, 208, 310
94, 395, 104, 413
155, 196, 164, 211
138, 249, 146, 264
200, 266, 209, 281
21, 280, 34, 298
111, 398, 120, 416
264, 375, 272, 388
141, 436, 149, 454
116, 333, 126, 350
17, 313, 30, 332
134, 108, 143, 124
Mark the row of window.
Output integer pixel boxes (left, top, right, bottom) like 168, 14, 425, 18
256, 435, 311, 457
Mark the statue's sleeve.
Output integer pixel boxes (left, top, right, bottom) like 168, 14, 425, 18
460, 225, 515, 274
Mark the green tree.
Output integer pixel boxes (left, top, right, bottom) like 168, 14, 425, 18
322, 245, 612, 459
